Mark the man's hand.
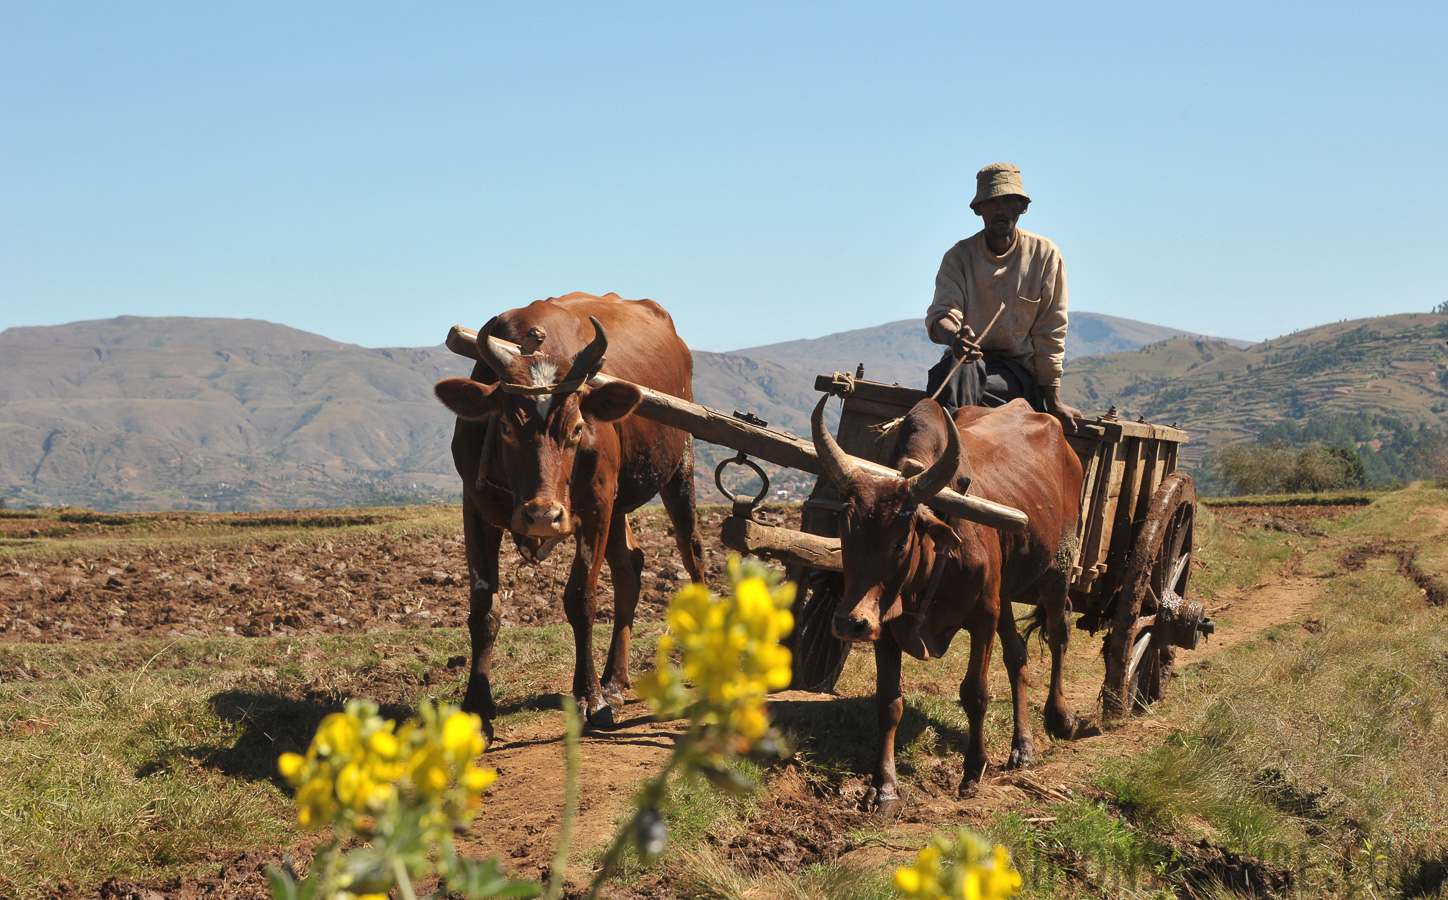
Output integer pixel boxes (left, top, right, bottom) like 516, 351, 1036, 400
1042, 385, 1082, 433
949, 325, 983, 362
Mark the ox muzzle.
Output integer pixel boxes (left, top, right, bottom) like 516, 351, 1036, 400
513, 499, 571, 538
833, 591, 883, 643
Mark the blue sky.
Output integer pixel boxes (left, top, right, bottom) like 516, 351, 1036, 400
3, 2, 1444, 352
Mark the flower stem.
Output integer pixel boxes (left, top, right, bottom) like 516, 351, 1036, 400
393, 856, 418, 900
543, 700, 582, 900
584, 719, 701, 900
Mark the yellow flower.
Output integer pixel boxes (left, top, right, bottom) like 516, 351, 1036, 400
892, 830, 1021, 900
295, 777, 337, 831
461, 764, 498, 793
277, 752, 306, 785
408, 746, 451, 798
642, 556, 794, 754
315, 712, 362, 758
442, 711, 484, 761
367, 729, 399, 759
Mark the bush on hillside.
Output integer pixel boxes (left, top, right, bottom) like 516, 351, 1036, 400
1194, 414, 1448, 494
1406, 434, 1448, 487
1212, 442, 1367, 496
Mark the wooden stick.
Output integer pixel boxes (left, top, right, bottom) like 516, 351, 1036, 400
926, 300, 1007, 404
872, 301, 1008, 436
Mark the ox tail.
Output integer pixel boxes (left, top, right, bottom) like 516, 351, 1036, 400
1020, 603, 1050, 644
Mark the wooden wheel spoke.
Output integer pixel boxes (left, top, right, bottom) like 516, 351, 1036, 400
1168, 550, 1191, 593
1125, 630, 1152, 684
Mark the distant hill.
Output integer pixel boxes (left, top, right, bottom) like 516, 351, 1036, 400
28, 309, 1427, 512
0, 316, 474, 511
731, 312, 1251, 389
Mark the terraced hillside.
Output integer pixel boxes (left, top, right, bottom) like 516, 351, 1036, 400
1061, 312, 1448, 467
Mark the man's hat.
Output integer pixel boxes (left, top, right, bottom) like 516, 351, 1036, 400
971, 162, 1030, 211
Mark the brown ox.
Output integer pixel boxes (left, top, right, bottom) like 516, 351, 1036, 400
812, 396, 1082, 814
434, 293, 704, 740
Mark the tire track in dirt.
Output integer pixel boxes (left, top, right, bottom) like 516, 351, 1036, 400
458, 703, 686, 883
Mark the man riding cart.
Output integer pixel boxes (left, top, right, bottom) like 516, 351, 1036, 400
925, 162, 1083, 429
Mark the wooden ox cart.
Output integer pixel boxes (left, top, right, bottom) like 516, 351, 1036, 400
446, 327, 1212, 720
760, 374, 1212, 720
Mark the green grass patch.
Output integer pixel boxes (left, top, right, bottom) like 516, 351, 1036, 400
1191, 504, 1299, 601
1088, 567, 1448, 897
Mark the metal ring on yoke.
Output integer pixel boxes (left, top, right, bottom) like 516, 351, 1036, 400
714, 453, 770, 507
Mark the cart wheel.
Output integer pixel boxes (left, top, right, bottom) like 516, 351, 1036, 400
789, 569, 851, 692
1101, 472, 1195, 720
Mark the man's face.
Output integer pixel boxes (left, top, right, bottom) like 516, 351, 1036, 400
975, 195, 1028, 242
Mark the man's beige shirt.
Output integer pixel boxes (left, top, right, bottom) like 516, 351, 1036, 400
925, 228, 1068, 387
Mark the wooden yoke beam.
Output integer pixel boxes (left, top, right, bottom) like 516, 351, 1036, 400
445, 324, 1029, 533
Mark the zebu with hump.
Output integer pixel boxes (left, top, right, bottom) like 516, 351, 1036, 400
434, 292, 704, 740
812, 396, 1083, 815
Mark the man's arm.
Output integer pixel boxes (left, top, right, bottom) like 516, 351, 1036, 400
926, 245, 968, 344
926, 244, 983, 360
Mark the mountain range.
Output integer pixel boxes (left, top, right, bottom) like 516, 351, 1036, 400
2, 309, 1441, 511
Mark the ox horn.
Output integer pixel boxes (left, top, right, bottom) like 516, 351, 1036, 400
568, 316, 610, 381
477, 316, 520, 379
906, 401, 961, 505
810, 395, 858, 488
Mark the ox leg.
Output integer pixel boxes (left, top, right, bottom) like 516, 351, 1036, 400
868, 627, 905, 818
599, 513, 645, 711
958, 607, 997, 794
564, 529, 615, 729
658, 442, 706, 582
1041, 571, 1077, 740
460, 494, 504, 745
997, 605, 1037, 768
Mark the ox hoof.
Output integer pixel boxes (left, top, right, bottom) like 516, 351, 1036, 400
586, 703, 618, 730
1006, 741, 1036, 770
864, 787, 901, 818
958, 759, 989, 796
1045, 710, 1078, 741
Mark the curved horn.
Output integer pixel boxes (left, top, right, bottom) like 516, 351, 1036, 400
568, 316, 609, 380
477, 316, 519, 379
810, 395, 858, 488
906, 401, 961, 504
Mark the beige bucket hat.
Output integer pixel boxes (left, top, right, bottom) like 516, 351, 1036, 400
970, 162, 1030, 210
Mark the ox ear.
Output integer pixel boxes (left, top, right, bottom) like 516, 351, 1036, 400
918, 507, 962, 554
434, 377, 506, 420
581, 382, 642, 422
